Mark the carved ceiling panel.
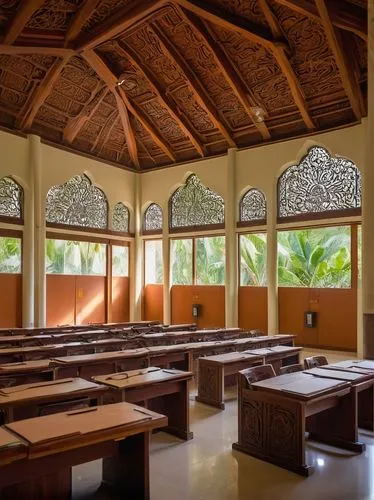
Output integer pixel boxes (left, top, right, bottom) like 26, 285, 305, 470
0, 0, 22, 32
81, 0, 134, 34
204, 0, 268, 25
26, 0, 84, 32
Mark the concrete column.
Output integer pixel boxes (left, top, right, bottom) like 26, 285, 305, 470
266, 180, 278, 334
162, 205, 171, 325
133, 174, 143, 321
29, 135, 46, 327
225, 148, 238, 327
362, 4, 374, 357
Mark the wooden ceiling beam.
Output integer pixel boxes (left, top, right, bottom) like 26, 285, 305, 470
315, 0, 364, 121
151, 22, 236, 148
18, 55, 71, 130
0, 44, 75, 57
76, 0, 164, 51
3, 0, 47, 45
113, 88, 140, 169
65, 0, 102, 46
83, 49, 176, 162
274, 0, 367, 41
115, 40, 205, 157
179, 8, 271, 141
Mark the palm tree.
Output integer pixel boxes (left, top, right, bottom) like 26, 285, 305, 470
240, 234, 267, 286
196, 236, 225, 285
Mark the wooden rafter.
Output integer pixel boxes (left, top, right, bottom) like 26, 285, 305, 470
113, 88, 140, 169
2, 0, 47, 45
65, 0, 102, 46
151, 22, 236, 148
83, 49, 176, 161
64, 86, 108, 143
18, 55, 71, 130
0, 45, 74, 57
91, 108, 118, 154
179, 8, 271, 140
114, 40, 205, 157
76, 0, 164, 51
274, 0, 367, 41
315, 0, 364, 121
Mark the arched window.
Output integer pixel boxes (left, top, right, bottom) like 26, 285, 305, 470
169, 174, 224, 231
278, 146, 361, 220
46, 174, 108, 229
143, 203, 162, 233
0, 177, 23, 221
112, 202, 129, 233
239, 188, 266, 225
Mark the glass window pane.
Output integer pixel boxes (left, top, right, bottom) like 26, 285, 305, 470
196, 236, 225, 285
0, 237, 21, 273
240, 233, 267, 286
277, 226, 351, 288
112, 245, 129, 277
145, 240, 163, 284
46, 239, 106, 275
170, 239, 192, 285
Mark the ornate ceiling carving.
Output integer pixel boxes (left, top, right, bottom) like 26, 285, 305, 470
0, 0, 367, 170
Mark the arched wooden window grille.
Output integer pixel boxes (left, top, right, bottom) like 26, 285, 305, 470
278, 146, 361, 221
46, 174, 108, 229
112, 202, 129, 233
143, 203, 162, 234
0, 176, 23, 222
169, 174, 224, 231
239, 188, 266, 226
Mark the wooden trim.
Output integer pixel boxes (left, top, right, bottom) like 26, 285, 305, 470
295, 342, 356, 353
277, 208, 361, 225
113, 88, 140, 169
106, 243, 113, 323
169, 223, 225, 234
237, 219, 267, 228
3, 0, 46, 45
0, 216, 24, 226
0, 45, 75, 57
192, 236, 196, 285
0, 228, 23, 238
64, 0, 102, 46
46, 231, 111, 245
46, 224, 134, 239
351, 223, 358, 291
141, 229, 163, 236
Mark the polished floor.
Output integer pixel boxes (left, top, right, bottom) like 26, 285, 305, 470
73, 349, 374, 500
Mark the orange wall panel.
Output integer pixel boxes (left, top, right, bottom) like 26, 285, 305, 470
171, 285, 225, 328
112, 276, 130, 323
75, 276, 106, 325
143, 284, 163, 322
47, 275, 76, 327
0, 274, 22, 328
239, 287, 268, 332
278, 287, 357, 351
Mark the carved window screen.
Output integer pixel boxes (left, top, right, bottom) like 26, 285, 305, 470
112, 202, 129, 233
0, 177, 23, 221
239, 188, 266, 224
45, 174, 108, 229
278, 147, 361, 220
169, 174, 224, 231
143, 203, 162, 233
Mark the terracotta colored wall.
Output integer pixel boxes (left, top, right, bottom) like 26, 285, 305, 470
112, 276, 130, 323
47, 275, 76, 326
75, 276, 106, 325
278, 287, 357, 351
239, 287, 268, 332
171, 285, 225, 328
0, 274, 22, 327
143, 284, 163, 322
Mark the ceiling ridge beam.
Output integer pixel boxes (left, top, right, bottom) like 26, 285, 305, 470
113, 88, 140, 169
115, 40, 205, 157
65, 0, 102, 47
18, 55, 71, 130
82, 49, 176, 162
315, 0, 364, 121
179, 8, 271, 141
151, 22, 236, 148
2, 0, 47, 45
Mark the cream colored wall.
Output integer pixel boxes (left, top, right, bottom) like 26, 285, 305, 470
0, 131, 29, 188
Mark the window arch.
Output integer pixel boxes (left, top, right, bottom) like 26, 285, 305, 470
0, 176, 23, 221
112, 202, 129, 233
143, 203, 162, 233
169, 174, 224, 230
278, 146, 361, 220
239, 188, 266, 225
46, 174, 108, 229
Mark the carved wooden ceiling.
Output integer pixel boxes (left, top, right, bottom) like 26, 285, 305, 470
0, 0, 367, 171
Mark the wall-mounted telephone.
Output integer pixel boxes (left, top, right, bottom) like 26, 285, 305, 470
192, 304, 201, 318
305, 311, 317, 328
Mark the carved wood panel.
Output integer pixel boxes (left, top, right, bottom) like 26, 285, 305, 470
26, 0, 84, 32
205, 0, 268, 25
0, 0, 22, 31
81, 0, 134, 34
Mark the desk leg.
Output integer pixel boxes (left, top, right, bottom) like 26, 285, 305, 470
358, 387, 374, 431
102, 431, 150, 500
0, 469, 71, 499
195, 362, 225, 409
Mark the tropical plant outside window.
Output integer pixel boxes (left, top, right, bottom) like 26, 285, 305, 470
112, 245, 129, 277
196, 236, 225, 285
145, 240, 163, 284
277, 226, 351, 288
0, 237, 21, 273
240, 234, 267, 286
46, 239, 106, 275
170, 239, 192, 285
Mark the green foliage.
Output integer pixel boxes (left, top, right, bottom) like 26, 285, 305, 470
277, 227, 351, 288
171, 239, 192, 285
45, 239, 106, 275
0, 237, 21, 273
240, 233, 267, 286
196, 236, 225, 285
112, 245, 129, 277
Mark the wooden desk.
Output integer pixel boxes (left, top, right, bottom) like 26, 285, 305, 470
0, 427, 27, 467
196, 352, 264, 409
242, 346, 302, 374
0, 402, 167, 499
94, 367, 193, 440
0, 377, 106, 423
0, 360, 54, 388
233, 371, 365, 476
